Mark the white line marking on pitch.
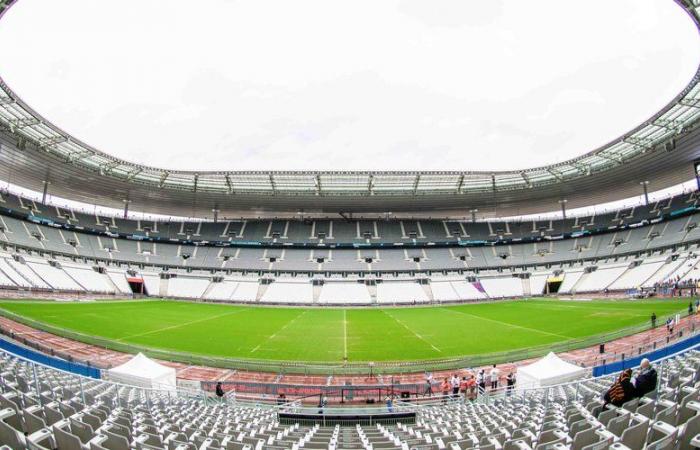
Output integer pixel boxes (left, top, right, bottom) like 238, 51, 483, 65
441, 308, 572, 339
250, 310, 308, 353
382, 310, 442, 353
343, 309, 348, 359
116, 309, 246, 341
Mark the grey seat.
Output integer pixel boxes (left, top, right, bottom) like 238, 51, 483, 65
645, 422, 678, 450
619, 419, 649, 450
55, 424, 89, 450
621, 399, 639, 413
571, 427, 599, 450
89, 431, 130, 450
654, 403, 677, 426
606, 415, 629, 438
24, 407, 47, 434
69, 418, 95, 444
635, 401, 655, 419
0, 419, 25, 449
598, 408, 618, 427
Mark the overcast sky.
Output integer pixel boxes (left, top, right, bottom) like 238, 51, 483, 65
0, 0, 698, 172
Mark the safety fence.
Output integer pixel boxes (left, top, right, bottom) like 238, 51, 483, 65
0, 333, 100, 378
593, 331, 700, 376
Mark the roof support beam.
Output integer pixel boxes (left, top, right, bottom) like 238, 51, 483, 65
412, 174, 421, 195
66, 150, 93, 163
491, 174, 496, 192
38, 136, 67, 149
314, 174, 322, 195
520, 171, 532, 187
546, 168, 563, 182
653, 119, 685, 130
99, 160, 121, 175
225, 174, 233, 194
680, 97, 700, 108
126, 168, 142, 181
570, 161, 591, 176
158, 172, 169, 188
596, 152, 623, 164
455, 174, 464, 194
623, 137, 653, 151
8, 118, 39, 130
269, 174, 276, 195
367, 174, 374, 195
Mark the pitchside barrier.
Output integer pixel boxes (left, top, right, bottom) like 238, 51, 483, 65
592, 332, 700, 376
0, 334, 100, 378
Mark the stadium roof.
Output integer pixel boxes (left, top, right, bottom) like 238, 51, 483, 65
1, 0, 700, 218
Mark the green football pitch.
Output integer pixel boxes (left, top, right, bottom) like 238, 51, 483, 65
0, 298, 690, 364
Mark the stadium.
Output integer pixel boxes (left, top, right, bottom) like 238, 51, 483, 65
2, 0, 700, 448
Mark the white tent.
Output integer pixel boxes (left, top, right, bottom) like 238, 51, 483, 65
517, 352, 587, 389
106, 353, 176, 391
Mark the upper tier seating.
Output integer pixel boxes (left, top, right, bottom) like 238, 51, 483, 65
2, 208, 700, 274
0, 189, 699, 303
1, 189, 697, 245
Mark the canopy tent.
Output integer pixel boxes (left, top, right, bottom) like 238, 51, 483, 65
517, 352, 587, 389
106, 353, 176, 391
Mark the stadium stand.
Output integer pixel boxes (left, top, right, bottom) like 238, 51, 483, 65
3, 247, 700, 303
1, 190, 699, 245
0, 343, 699, 449
4, 0, 700, 444
0, 188, 699, 304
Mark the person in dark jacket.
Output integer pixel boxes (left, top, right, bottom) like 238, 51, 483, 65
506, 372, 516, 396
634, 359, 658, 398
215, 382, 224, 398
603, 369, 635, 407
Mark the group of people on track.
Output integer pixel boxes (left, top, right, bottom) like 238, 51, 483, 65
425, 364, 516, 401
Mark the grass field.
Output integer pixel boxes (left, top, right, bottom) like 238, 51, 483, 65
0, 298, 690, 364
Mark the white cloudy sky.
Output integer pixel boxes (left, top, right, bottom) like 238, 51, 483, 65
0, 0, 698, 172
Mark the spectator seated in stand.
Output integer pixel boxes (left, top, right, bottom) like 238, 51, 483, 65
634, 358, 658, 398
603, 368, 635, 407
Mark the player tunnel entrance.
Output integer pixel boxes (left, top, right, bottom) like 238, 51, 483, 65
545, 274, 564, 294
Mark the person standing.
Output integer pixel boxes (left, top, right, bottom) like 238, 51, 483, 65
651, 312, 657, 328
476, 369, 485, 394
459, 376, 468, 399
506, 372, 516, 396
490, 365, 500, 390
424, 372, 434, 396
450, 374, 460, 398
215, 382, 224, 399
466, 375, 477, 401
440, 377, 450, 403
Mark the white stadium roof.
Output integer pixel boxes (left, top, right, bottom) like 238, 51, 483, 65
0, 0, 700, 217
